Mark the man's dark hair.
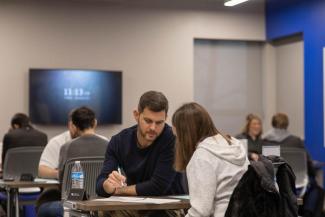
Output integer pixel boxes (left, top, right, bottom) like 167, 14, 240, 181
71, 106, 96, 131
11, 113, 31, 128
138, 91, 169, 114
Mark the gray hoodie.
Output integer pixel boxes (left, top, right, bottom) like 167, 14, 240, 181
263, 128, 291, 143
186, 134, 249, 217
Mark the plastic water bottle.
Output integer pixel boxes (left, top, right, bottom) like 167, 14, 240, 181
71, 161, 84, 189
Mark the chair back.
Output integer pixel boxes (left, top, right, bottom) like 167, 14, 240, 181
61, 156, 104, 200
3, 146, 44, 180
280, 147, 308, 188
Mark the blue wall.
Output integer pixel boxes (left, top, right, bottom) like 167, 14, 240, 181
266, 0, 325, 161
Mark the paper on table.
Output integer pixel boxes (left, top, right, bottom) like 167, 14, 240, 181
94, 197, 146, 202
144, 198, 180, 204
34, 178, 59, 184
168, 195, 190, 200
93, 196, 180, 204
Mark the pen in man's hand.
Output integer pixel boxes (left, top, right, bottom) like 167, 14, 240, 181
117, 167, 126, 187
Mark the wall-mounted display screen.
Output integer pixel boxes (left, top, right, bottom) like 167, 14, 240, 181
29, 68, 122, 125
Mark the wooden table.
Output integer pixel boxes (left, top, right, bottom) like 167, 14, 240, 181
0, 180, 59, 217
64, 196, 190, 217
65, 196, 302, 217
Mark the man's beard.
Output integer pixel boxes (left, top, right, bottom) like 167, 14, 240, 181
138, 128, 157, 142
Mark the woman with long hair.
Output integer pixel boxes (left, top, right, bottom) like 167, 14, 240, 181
172, 102, 249, 217
236, 114, 263, 161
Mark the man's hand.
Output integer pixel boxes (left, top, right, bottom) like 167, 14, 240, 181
249, 153, 259, 161
103, 171, 126, 194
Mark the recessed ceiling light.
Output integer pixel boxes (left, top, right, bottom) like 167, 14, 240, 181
224, 0, 249, 7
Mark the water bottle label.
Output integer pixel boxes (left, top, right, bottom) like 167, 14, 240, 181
71, 172, 84, 179
71, 171, 84, 189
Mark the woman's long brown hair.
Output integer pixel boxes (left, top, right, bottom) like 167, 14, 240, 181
172, 102, 229, 171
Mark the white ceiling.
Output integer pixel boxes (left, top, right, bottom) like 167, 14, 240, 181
12, 0, 264, 12
89, 0, 264, 11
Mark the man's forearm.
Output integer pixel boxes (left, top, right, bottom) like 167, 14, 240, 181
103, 178, 138, 196
38, 165, 59, 179
115, 185, 137, 196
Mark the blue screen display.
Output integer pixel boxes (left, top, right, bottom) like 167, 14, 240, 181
29, 69, 122, 125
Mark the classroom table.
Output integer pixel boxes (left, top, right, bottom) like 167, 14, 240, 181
0, 179, 59, 217
64, 195, 303, 217
64, 196, 190, 217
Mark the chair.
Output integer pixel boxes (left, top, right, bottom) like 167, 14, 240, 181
3, 146, 44, 181
1, 146, 44, 217
280, 147, 308, 197
61, 156, 104, 200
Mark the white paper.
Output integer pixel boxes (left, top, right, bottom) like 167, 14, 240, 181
262, 145, 281, 156
18, 187, 41, 193
143, 198, 180, 204
93, 196, 180, 204
34, 178, 60, 184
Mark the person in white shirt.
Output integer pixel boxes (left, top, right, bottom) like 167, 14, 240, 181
38, 120, 76, 179
37, 107, 109, 217
38, 117, 109, 179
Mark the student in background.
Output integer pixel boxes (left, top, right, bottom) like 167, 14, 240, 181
263, 113, 304, 149
38, 109, 108, 179
2, 113, 47, 168
236, 114, 263, 161
38, 115, 76, 179
37, 106, 108, 217
262, 112, 322, 216
57, 106, 108, 175
172, 102, 249, 217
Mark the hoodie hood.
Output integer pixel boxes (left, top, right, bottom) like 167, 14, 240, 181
263, 128, 290, 143
197, 134, 248, 166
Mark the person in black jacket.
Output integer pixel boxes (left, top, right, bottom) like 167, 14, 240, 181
2, 113, 47, 168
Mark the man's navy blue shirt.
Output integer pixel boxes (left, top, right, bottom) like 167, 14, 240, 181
96, 124, 185, 197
